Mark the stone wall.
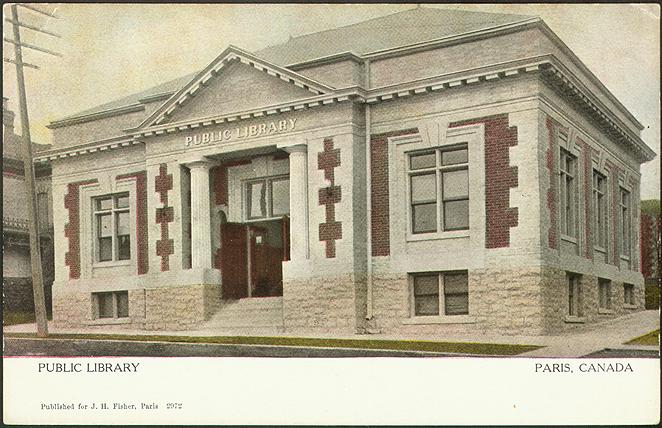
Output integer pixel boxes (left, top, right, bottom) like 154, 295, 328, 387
52, 284, 221, 330
283, 274, 359, 333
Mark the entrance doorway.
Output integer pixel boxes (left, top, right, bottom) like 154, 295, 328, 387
218, 217, 289, 299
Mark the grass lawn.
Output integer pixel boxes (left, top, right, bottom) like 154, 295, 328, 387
625, 330, 660, 346
2, 332, 541, 355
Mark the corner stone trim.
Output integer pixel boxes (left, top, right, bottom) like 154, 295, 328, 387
578, 139, 593, 260
154, 164, 174, 271
545, 116, 560, 249
450, 114, 518, 249
369, 128, 419, 256
116, 171, 149, 275
317, 138, 341, 258
64, 179, 98, 279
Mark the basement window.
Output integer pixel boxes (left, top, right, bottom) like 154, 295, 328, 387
411, 271, 469, 317
93, 291, 129, 319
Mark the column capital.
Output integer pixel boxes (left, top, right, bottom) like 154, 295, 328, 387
183, 158, 214, 170
281, 144, 307, 155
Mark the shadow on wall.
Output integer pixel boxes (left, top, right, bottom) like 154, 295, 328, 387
2, 277, 53, 315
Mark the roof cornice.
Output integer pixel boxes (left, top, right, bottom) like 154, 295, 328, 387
47, 103, 145, 129
37, 55, 654, 164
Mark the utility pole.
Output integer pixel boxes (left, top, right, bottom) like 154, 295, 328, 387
5, 3, 61, 337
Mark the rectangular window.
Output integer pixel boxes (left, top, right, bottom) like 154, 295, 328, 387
94, 291, 129, 319
245, 176, 289, 220
94, 193, 130, 262
567, 273, 581, 317
598, 278, 611, 310
620, 187, 631, 256
412, 271, 469, 317
623, 284, 635, 306
592, 171, 607, 249
560, 149, 577, 237
408, 146, 469, 234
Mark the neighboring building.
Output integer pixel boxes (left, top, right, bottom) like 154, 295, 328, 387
36, 7, 655, 335
640, 199, 660, 309
3, 97, 54, 313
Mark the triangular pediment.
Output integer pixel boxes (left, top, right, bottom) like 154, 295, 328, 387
136, 46, 334, 129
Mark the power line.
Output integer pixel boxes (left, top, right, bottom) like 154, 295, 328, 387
6, 3, 62, 338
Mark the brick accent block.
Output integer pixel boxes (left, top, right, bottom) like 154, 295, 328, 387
211, 158, 251, 206
317, 138, 342, 258
450, 114, 518, 249
116, 171, 149, 275
369, 128, 419, 256
154, 164, 174, 271
64, 179, 98, 279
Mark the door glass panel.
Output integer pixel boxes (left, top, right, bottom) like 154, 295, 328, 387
247, 181, 266, 219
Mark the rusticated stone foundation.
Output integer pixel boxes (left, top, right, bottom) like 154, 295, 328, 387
283, 274, 364, 333
370, 268, 545, 336
52, 284, 222, 331
540, 266, 645, 334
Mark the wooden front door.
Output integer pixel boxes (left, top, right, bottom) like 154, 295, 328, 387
220, 222, 248, 299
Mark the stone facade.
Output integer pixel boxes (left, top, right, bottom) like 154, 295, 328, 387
38, 8, 655, 336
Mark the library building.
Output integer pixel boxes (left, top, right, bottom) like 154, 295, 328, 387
37, 7, 655, 335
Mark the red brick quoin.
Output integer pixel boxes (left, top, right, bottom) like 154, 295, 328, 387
604, 159, 621, 266
545, 116, 562, 249
116, 171, 149, 275
318, 138, 342, 258
369, 128, 419, 257
450, 114, 518, 249
155, 164, 174, 271
64, 179, 98, 279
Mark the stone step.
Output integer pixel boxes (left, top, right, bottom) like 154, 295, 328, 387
203, 297, 284, 330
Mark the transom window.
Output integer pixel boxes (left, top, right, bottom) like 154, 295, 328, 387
567, 273, 582, 317
94, 194, 130, 262
412, 271, 469, 316
592, 171, 607, 249
245, 176, 289, 221
619, 187, 631, 256
408, 146, 469, 234
94, 291, 129, 319
559, 149, 577, 237
598, 278, 611, 310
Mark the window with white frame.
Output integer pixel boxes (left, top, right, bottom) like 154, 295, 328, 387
93, 194, 130, 262
623, 284, 635, 306
598, 278, 611, 310
245, 176, 289, 221
559, 149, 577, 237
412, 271, 469, 317
408, 146, 469, 234
567, 272, 581, 317
619, 187, 631, 256
592, 171, 607, 249
93, 291, 129, 319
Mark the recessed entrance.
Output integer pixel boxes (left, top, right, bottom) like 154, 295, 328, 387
219, 217, 289, 299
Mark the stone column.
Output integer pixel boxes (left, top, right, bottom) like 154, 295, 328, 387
286, 145, 309, 261
188, 160, 213, 269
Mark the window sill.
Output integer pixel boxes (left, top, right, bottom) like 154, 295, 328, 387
561, 234, 578, 244
92, 260, 132, 269
88, 318, 131, 326
593, 246, 607, 254
620, 255, 631, 261
407, 230, 470, 243
402, 315, 475, 325
564, 316, 585, 324
623, 304, 638, 309
598, 308, 614, 315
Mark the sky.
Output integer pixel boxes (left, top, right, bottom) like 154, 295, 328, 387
2, 3, 660, 198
